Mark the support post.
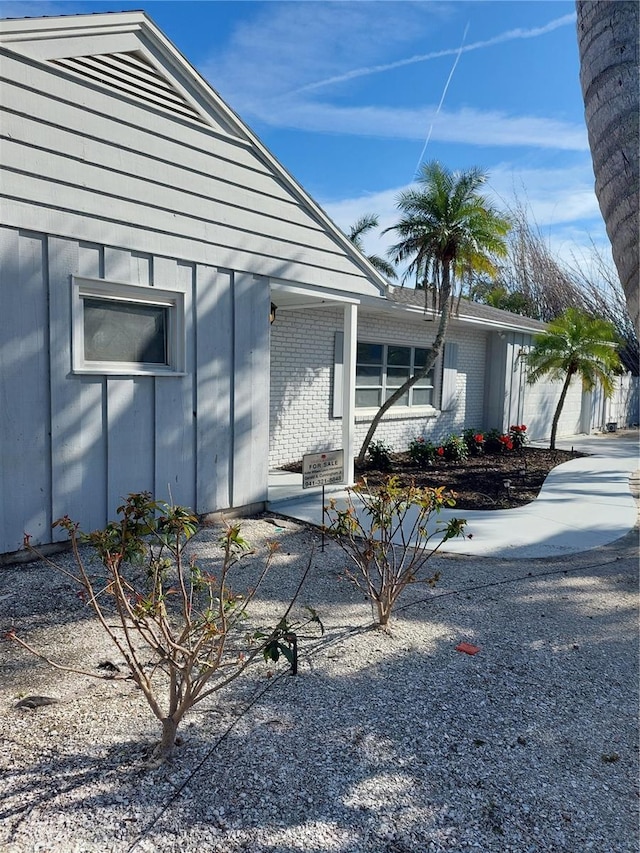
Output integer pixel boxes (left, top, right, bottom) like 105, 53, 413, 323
342, 303, 357, 486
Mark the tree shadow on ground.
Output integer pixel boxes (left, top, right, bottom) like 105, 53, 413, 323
2, 522, 637, 853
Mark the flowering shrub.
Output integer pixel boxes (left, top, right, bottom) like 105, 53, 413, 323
509, 424, 528, 450
408, 436, 436, 468
443, 434, 469, 463
463, 428, 485, 455
485, 428, 512, 452
498, 433, 514, 451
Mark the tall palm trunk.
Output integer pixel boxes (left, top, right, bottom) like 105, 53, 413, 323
576, 1, 639, 334
356, 265, 452, 465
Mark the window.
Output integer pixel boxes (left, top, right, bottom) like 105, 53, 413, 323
72, 277, 185, 375
355, 342, 435, 409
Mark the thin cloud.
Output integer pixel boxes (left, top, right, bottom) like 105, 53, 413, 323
257, 101, 588, 151
291, 13, 576, 95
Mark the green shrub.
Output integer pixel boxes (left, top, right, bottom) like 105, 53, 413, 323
443, 433, 469, 463
408, 436, 436, 467
368, 440, 393, 470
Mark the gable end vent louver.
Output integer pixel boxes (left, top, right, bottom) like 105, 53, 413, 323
51, 51, 208, 125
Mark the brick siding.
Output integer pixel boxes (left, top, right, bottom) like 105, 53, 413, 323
269, 307, 489, 467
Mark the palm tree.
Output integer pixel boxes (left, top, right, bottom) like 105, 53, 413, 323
576, 1, 639, 334
347, 214, 397, 281
356, 161, 510, 464
523, 308, 622, 450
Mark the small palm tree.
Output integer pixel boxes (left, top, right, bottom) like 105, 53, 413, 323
523, 308, 622, 450
347, 213, 397, 281
356, 162, 510, 464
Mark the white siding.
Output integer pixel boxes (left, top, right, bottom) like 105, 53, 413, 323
0, 48, 379, 294
0, 226, 270, 555
0, 229, 51, 547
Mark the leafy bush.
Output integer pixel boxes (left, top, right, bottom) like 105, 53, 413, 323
443, 433, 469, 463
368, 440, 393, 470
325, 477, 466, 626
509, 424, 528, 450
485, 428, 513, 453
463, 428, 486, 455
408, 436, 436, 468
12, 494, 322, 759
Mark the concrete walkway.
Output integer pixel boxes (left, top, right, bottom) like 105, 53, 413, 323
267, 431, 639, 559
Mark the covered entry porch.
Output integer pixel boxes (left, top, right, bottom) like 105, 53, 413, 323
269, 278, 365, 487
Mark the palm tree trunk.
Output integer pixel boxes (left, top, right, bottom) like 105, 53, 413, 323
356, 269, 452, 465
577, 1, 639, 334
550, 368, 575, 450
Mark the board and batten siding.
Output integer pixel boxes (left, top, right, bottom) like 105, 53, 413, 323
0, 226, 270, 555
0, 46, 378, 294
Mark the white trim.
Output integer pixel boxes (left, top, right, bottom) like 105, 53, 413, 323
71, 275, 186, 376
342, 304, 357, 486
355, 339, 440, 411
355, 406, 439, 423
270, 279, 362, 305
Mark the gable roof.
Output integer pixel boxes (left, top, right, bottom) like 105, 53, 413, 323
386, 286, 547, 334
0, 11, 389, 296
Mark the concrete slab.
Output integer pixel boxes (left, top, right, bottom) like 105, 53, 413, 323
268, 431, 639, 559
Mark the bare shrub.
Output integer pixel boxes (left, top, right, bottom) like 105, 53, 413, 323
325, 477, 466, 627
8, 493, 321, 759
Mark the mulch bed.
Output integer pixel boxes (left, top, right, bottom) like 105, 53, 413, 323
283, 447, 586, 510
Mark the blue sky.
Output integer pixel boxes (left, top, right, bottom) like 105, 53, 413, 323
4, 1, 608, 276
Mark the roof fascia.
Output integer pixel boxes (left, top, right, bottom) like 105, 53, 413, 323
0, 12, 148, 39
358, 294, 546, 334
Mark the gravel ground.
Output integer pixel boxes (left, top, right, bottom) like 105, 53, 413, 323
1, 514, 638, 853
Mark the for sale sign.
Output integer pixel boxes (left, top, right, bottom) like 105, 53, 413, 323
302, 449, 345, 489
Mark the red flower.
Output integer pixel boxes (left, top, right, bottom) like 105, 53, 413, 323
474, 433, 484, 443
437, 446, 445, 456
521, 424, 527, 431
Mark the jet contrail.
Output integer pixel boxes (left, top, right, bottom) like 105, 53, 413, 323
414, 21, 470, 178
289, 13, 575, 97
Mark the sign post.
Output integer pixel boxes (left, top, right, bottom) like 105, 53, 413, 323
302, 449, 344, 552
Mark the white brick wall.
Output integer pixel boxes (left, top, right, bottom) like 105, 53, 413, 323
523, 377, 584, 441
269, 308, 489, 467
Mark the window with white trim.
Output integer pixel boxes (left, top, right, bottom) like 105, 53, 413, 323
355, 342, 435, 408
72, 277, 185, 375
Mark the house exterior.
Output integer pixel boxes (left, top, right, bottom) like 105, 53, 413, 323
268, 288, 605, 468
0, 11, 632, 561
0, 11, 388, 558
